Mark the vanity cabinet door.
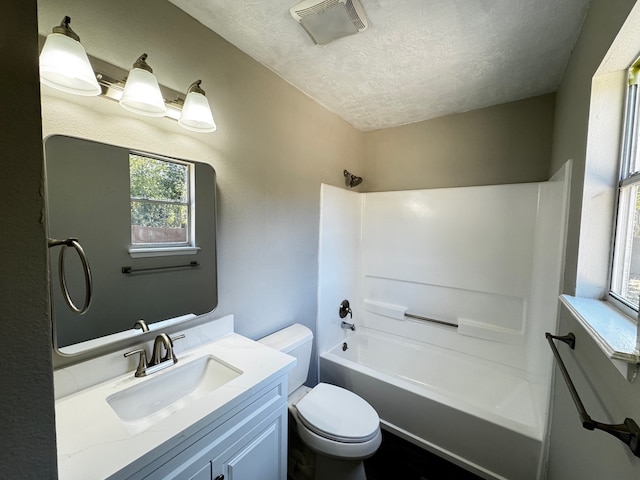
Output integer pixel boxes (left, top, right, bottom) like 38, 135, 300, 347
213, 409, 286, 480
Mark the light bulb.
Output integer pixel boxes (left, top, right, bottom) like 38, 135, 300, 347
39, 16, 101, 96
179, 80, 217, 133
119, 54, 167, 117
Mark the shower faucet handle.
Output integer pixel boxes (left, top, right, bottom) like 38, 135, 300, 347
339, 299, 352, 318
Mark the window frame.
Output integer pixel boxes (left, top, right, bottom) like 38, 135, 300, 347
128, 151, 196, 254
609, 60, 640, 316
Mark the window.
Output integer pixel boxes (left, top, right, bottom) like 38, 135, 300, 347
129, 153, 193, 248
611, 61, 640, 311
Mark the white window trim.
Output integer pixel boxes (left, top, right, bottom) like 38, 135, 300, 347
564, 5, 640, 382
560, 295, 640, 381
128, 152, 197, 252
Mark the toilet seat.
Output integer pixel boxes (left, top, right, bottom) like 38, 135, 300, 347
294, 383, 380, 443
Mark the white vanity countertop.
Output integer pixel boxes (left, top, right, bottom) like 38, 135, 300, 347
55, 331, 295, 480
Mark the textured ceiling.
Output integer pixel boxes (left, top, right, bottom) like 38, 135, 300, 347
168, 0, 590, 131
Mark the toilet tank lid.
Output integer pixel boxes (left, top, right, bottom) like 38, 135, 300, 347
258, 323, 313, 353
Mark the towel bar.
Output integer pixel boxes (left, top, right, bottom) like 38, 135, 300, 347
122, 261, 200, 274
404, 312, 457, 328
545, 332, 640, 458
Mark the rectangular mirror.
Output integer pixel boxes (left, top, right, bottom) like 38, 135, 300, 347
45, 135, 217, 355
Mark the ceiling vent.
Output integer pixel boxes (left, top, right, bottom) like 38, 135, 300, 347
290, 0, 369, 45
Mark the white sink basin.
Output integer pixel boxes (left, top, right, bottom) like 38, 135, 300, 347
107, 355, 242, 432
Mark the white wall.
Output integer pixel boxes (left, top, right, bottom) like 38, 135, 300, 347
359, 184, 538, 366
318, 173, 569, 377
316, 185, 362, 367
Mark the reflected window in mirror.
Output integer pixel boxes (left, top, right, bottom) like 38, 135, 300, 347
130, 153, 193, 248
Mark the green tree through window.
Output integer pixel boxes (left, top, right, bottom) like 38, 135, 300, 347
130, 154, 191, 245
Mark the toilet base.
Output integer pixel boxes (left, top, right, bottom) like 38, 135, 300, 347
315, 455, 367, 480
288, 411, 371, 480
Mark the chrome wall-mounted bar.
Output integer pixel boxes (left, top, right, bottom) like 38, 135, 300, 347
48, 238, 93, 315
546, 332, 640, 458
404, 312, 458, 328
121, 261, 200, 274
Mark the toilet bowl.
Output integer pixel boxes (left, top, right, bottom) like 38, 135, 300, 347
259, 324, 381, 480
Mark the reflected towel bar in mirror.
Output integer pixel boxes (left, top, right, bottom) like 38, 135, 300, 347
122, 261, 200, 274
546, 332, 640, 458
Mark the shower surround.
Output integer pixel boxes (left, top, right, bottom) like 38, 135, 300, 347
315, 162, 570, 479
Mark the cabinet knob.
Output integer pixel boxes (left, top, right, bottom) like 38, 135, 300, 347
214, 475, 224, 480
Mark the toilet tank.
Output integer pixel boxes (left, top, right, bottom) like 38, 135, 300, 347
258, 324, 313, 395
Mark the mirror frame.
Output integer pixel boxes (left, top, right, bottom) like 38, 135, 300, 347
45, 135, 218, 368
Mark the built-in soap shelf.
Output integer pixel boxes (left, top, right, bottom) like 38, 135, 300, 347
363, 276, 526, 344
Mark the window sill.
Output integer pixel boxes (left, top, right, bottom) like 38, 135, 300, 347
128, 246, 200, 258
560, 294, 639, 381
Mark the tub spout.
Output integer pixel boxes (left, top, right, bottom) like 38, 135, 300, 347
341, 321, 355, 331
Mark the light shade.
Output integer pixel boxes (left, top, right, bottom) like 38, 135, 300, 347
178, 80, 217, 133
119, 54, 167, 117
39, 17, 101, 96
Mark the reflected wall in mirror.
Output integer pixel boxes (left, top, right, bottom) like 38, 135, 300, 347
45, 135, 217, 351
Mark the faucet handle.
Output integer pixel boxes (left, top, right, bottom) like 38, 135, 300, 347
124, 348, 148, 377
169, 334, 185, 363
339, 299, 353, 319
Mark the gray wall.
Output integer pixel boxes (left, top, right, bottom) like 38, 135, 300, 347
363, 94, 556, 191
38, 0, 365, 377
547, 0, 640, 477
0, 0, 57, 478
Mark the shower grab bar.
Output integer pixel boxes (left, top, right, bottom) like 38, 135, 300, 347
545, 332, 640, 458
122, 261, 200, 274
404, 312, 458, 328
48, 238, 93, 315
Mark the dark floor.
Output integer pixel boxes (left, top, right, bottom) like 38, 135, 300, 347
287, 423, 483, 480
364, 430, 483, 480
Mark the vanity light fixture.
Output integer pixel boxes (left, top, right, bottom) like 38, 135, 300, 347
39, 16, 101, 96
119, 54, 167, 117
39, 19, 218, 133
178, 80, 217, 133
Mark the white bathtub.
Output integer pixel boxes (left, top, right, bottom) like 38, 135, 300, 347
319, 328, 548, 480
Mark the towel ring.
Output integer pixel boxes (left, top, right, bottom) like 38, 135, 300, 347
48, 238, 93, 315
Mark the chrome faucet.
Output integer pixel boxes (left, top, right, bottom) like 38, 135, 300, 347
124, 333, 185, 377
341, 321, 356, 331
150, 333, 175, 366
133, 319, 149, 332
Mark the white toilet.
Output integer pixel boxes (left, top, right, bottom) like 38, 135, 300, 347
259, 324, 381, 480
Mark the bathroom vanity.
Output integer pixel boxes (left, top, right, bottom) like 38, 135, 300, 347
54, 315, 294, 480
46, 138, 295, 478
